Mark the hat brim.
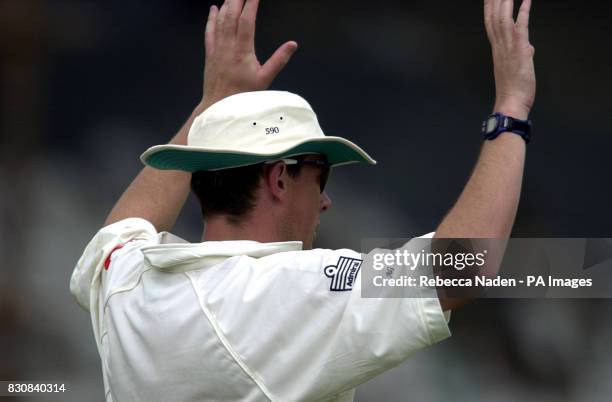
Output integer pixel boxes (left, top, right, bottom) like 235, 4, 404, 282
140, 136, 376, 172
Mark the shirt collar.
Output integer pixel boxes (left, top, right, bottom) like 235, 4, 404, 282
141, 232, 303, 272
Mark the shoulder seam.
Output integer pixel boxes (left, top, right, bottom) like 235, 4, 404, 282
103, 267, 152, 311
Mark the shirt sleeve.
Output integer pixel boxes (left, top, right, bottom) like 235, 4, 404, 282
70, 218, 157, 311
195, 236, 451, 401
311, 247, 451, 399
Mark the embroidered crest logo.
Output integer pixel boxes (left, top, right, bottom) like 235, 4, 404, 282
324, 256, 362, 291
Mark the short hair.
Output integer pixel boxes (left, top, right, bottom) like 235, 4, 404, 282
190, 161, 302, 225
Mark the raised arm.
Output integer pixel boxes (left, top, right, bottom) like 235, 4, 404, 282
434, 0, 535, 308
104, 0, 298, 230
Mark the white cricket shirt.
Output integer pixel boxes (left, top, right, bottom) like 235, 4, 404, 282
70, 218, 451, 402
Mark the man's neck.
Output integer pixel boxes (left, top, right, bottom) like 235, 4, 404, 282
201, 215, 283, 244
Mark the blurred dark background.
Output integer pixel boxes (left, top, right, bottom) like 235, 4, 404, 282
2, 0, 612, 401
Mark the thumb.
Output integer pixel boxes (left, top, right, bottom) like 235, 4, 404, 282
260, 41, 298, 86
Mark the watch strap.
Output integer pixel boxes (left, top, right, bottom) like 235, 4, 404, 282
483, 113, 532, 144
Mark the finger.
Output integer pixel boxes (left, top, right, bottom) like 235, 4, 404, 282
500, 0, 515, 44
225, 0, 246, 35
260, 41, 298, 85
237, 0, 259, 53
205, 5, 219, 57
516, 0, 532, 42
216, 1, 228, 44
484, 0, 495, 42
490, 0, 502, 44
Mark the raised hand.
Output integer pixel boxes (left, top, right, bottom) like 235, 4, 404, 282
484, 0, 535, 119
201, 0, 298, 106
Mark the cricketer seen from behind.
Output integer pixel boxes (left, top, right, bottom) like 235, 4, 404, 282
71, 0, 535, 400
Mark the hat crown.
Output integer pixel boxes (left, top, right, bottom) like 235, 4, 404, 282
188, 91, 325, 153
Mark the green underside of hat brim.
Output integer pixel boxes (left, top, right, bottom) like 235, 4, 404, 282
141, 138, 376, 172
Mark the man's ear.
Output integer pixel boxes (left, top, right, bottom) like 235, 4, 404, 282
263, 162, 288, 201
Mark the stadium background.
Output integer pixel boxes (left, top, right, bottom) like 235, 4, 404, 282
2, 0, 612, 401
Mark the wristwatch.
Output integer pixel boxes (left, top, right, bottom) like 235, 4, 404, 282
482, 113, 532, 143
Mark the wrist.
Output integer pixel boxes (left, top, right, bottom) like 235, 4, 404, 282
201, 86, 245, 111
196, 99, 214, 114
169, 102, 211, 146
493, 103, 530, 120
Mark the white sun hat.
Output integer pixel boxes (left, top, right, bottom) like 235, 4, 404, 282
140, 90, 376, 171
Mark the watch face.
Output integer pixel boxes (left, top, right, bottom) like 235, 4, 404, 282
486, 116, 499, 134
